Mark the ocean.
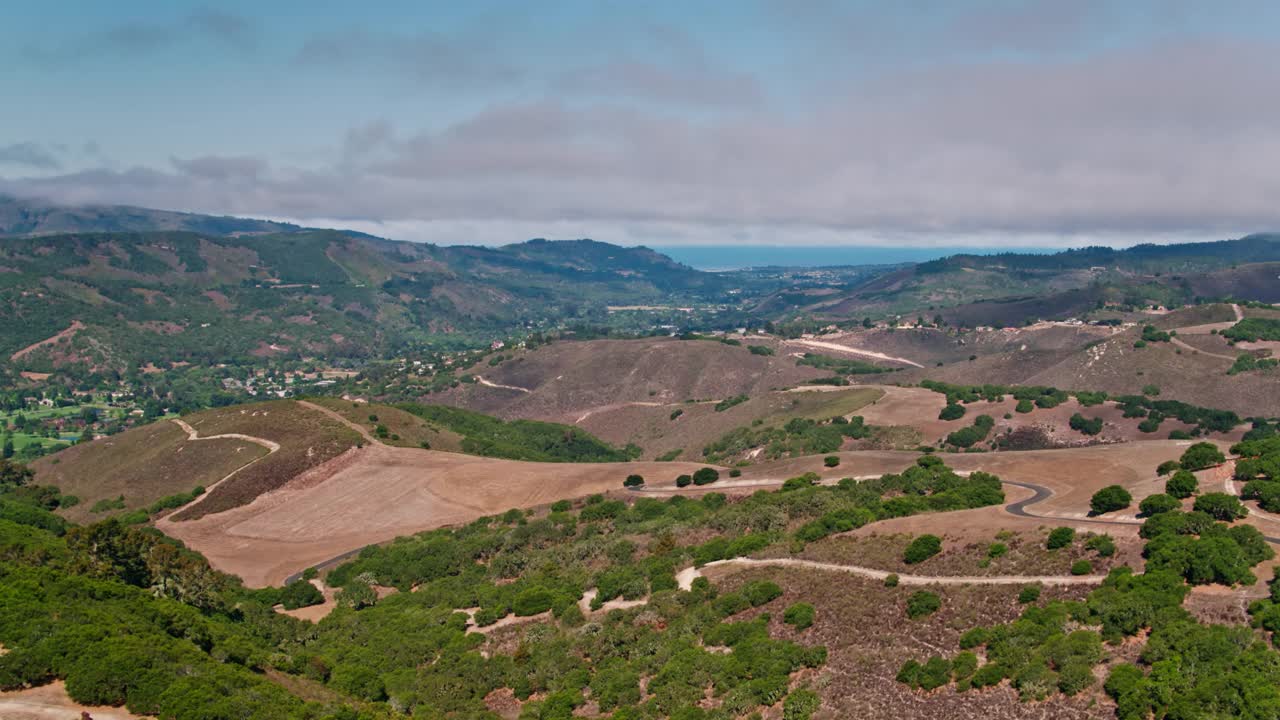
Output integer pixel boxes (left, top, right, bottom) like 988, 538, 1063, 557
653, 245, 1054, 271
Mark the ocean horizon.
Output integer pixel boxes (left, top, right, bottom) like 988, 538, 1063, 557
652, 245, 1056, 271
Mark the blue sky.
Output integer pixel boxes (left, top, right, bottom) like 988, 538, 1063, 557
4, 1, 1280, 247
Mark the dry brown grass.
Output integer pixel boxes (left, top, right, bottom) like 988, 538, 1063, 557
169, 400, 362, 520
308, 397, 466, 451
34, 421, 268, 523
707, 566, 1108, 720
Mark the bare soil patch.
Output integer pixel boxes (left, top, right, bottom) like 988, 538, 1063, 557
9, 320, 84, 361
158, 443, 718, 587
0, 681, 143, 720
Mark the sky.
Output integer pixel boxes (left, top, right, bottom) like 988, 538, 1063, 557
4, 0, 1280, 248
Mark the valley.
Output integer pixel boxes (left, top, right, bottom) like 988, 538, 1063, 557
2, 203, 1280, 720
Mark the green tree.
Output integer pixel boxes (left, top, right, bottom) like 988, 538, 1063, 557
1179, 442, 1225, 471
904, 534, 943, 564
692, 467, 720, 486
906, 591, 941, 619
1193, 492, 1247, 521
0, 458, 33, 488
1165, 470, 1199, 499
1046, 527, 1075, 550
1090, 485, 1132, 514
1139, 493, 1181, 516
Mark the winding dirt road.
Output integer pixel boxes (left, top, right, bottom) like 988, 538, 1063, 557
675, 557, 1107, 590
154, 417, 280, 521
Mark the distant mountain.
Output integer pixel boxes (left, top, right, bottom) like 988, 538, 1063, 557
0, 229, 749, 371
771, 234, 1280, 324
0, 195, 302, 237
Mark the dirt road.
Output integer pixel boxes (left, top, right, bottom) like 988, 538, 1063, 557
475, 376, 531, 393
297, 399, 379, 443
675, 557, 1106, 590
9, 320, 85, 361
785, 338, 924, 368
155, 417, 280, 520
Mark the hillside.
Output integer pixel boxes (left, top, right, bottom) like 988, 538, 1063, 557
0, 194, 303, 236
775, 235, 1280, 324
0, 230, 752, 372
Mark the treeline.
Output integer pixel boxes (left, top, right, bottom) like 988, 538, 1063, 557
703, 415, 872, 462
396, 402, 638, 462
898, 450, 1280, 718
920, 380, 1245, 436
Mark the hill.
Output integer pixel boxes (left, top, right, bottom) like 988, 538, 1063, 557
774, 235, 1280, 325
0, 230, 752, 373
0, 194, 303, 236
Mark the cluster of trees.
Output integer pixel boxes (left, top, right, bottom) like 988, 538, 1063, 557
702, 415, 871, 463
1223, 317, 1280, 342
1069, 413, 1104, 436
1229, 352, 1279, 375
793, 457, 1004, 544
396, 402, 638, 462
797, 353, 895, 377
1233, 437, 1280, 514
919, 380, 1243, 437
945, 414, 995, 448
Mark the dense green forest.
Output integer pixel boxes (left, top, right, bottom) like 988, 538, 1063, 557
0, 455, 1002, 719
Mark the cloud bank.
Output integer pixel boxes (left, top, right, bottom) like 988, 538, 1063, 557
5, 3, 1280, 246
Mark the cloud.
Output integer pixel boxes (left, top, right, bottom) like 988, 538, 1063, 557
22, 9, 255, 64
5, 36, 1280, 246
554, 25, 763, 108
0, 142, 61, 170
295, 29, 522, 89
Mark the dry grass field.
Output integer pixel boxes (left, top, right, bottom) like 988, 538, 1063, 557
33, 420, 269, 523
169, 400, 363, 519
435, 336, 828, 421
159, 442, 721, 587
0, 681, 145, 720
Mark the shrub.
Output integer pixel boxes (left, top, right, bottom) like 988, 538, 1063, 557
550, 500, 572, 512
692, 467, 720, 486
1179, 442, 1225, 471
782, 688, 819, 720
1139, 493, 1181, 516
823, 455, 840, 468
939, 403, 966, 421
1085, 534, 1116, 557
987, 542, 1008, 559
1069, 413, 1104, 436
1156, 460, 1181, 476
1018, 585, 1042, 603
1015, 399, 1034, 413
675, 474, 692, 488
1070, 560, 1093, 575
512, 586, 557, 616
623, 474, 645, 488
1166, 470, 1199, 498
906, 591, 941, 619
280, 580, 324, 610
1090, 485, 1132, 514
743, 580, 783, 607
783, 602, 816, 631
1193, 492, 1247, 521
669, 409, 683, 421
884, 573, 899, 587
903, 534, 943, 564
1046, 527, 1075, 550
